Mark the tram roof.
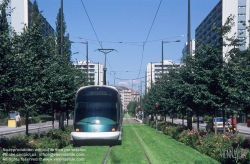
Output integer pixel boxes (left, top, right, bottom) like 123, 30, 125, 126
76, 85, 118, 93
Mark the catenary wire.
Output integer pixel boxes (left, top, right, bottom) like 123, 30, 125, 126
80, 0, 103, 49
137, 0, 163, 79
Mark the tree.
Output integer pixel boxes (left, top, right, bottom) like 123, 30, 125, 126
0, 0, 15, 115
55, 8, 71, 61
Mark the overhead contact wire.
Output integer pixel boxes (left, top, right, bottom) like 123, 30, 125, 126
137, 0, 163, 79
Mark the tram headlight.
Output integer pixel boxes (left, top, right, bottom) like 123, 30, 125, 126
95, 120, 100, 124
76, 128, 80, 132
112, 128, 115, 132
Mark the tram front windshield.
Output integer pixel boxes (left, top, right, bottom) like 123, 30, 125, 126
75, 88, 119, 123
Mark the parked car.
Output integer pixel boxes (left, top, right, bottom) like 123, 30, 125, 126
206, 117, 228, 132
192, 115, 204, 123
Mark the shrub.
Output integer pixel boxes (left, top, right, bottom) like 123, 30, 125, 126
203, 115, 211, 122
0, 125, 73, 163
144, 121, 250, 163
39, 114, 53, 121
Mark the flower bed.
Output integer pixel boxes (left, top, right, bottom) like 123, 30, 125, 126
155, 121, 250, 164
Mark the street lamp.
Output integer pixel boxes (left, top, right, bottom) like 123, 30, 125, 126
161, 40, 180, 74
71, 41, 88, 80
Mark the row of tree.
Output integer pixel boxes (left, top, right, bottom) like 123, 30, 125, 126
0, 0, 87, 133
142, 16, 250, 130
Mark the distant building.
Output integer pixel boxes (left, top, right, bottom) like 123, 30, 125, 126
115, 86, 131, 112
195, 0, 250, 58
146, 60, 182, 92
0, 0, 54, 36
74, 61, 103, 85
130, 89, 140, 102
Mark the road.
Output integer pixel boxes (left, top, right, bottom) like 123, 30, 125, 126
165, 118, 250, 138
0, 120, 73, 138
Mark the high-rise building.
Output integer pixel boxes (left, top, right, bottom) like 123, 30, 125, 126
195, 0, 250, 57
146, 60, 182, 92
74, 61, 103, 85
0, 0, 54, 36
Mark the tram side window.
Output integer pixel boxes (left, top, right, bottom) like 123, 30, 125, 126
75, 103, 86, 122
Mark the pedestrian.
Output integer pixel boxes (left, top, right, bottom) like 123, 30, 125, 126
226, 120, 232, 133
15, 113, 20, 128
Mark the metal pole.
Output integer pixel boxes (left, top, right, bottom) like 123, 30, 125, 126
151, 62, 152, 85
95, 49, 117, 86
188, 0, 191, 55
103, 53, 107, 85
61, 0, 63, 56
86, 42, 88, 81
162, 41, 163, 75
60, 0, 64, 130
98, 62, 99, 85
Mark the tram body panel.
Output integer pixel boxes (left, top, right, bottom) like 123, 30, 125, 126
70, 85, 123, 146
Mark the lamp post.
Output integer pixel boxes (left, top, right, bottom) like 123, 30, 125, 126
161, 40, 180, 75
71, 41, 88, 81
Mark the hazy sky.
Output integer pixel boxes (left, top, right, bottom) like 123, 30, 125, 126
31, 0, 219, 92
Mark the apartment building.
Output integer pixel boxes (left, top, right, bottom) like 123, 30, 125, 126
146, 60, 182, 92
195, 0, 250, 57
74, 61, 103, 85
0, 0, 54, 36
115, 86, 132, 112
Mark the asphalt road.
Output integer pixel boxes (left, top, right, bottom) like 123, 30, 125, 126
0, 120, 73, 138
164, 118, 250, 138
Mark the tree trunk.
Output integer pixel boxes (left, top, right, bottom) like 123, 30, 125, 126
25, 111, 29, 135
222, 109, 225, 133
66, 109, 69, 126
52, 106, 54, 131
187, 111, 192, 130
59, 111, 65, 130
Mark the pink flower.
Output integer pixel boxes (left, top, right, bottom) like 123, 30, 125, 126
240, 153, 246, 159
29, 140, 34, 144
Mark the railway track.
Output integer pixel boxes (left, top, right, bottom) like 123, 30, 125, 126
102, 146, 112, 164
126, 118, 152, 164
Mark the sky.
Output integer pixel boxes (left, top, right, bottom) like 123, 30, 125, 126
32, 0, 220, 92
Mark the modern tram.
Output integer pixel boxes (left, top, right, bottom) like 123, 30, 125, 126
70, 85, 123, 146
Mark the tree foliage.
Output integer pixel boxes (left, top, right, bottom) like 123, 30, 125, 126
0, 0, 88, 133
142, 16, 250, 130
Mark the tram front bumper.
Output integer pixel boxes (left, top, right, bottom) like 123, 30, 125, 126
70, 132, 120, 141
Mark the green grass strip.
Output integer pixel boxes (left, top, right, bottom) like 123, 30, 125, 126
130, 124, 219, 164
42, 145, 109, 164
123, 113, 132, 118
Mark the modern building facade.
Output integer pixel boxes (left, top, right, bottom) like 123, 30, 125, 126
0, 0, 54, 36
74, 60, 103, 85
146, 60, 182, 92
115, 86, 132, 112
195, 0, 250, 58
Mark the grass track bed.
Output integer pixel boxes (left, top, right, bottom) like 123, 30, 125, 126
42, 123, 219, 164
42, 145, 109, 164
128, 124, 219, 164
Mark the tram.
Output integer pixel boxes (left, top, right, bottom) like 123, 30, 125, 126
70, 85, 123, 146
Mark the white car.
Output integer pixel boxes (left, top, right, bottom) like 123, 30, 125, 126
206, 117, 229, 132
